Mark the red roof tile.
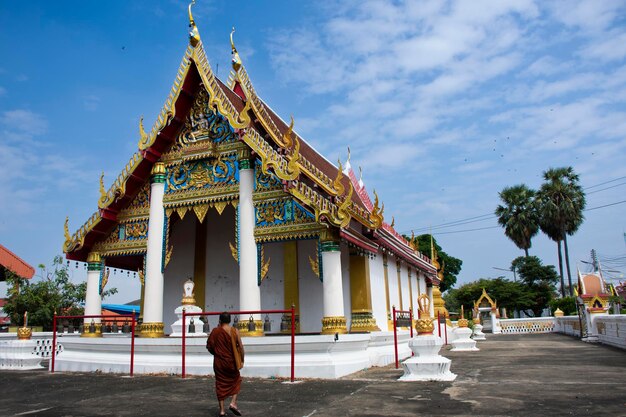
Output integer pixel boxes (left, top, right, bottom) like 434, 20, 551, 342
0, 244, 35, 279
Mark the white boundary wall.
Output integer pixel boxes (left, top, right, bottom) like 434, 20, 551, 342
590, 315, 626, 349
498, 317, 555, 334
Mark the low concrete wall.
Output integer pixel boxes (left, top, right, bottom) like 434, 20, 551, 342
555, 316, 582, 337
594, 315, 626, 349
498, 317, 555, 334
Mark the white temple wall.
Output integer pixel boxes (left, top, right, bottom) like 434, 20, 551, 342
399, 263, 410, 312
205, 206, 239, 314
260, 241, 285, 333
415, 272, 425, 298
163, 214, 197, 331
341, 245, 352, 330
387, 256, 400, 311
297, 239, 323, 333
370, 253, 388, 331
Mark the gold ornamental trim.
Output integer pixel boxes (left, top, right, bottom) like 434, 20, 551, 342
349, 312, 380, 333
139, 322, 165, 338
235, 319, 264, 337
81, 323, 103, 338
17, 327, 32, 340
321, 316, 348, 335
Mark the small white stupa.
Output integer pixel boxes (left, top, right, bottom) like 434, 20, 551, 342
170, 278, 206, 337
450, 306, 479, 351
399, 294, 456, 382
471, 310, 486, 341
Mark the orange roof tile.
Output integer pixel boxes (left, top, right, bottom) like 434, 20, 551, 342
0, 244, 35, 279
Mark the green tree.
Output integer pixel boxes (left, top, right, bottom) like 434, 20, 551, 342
3, 256, 117, 330
407, 234, 462, 292
512, 256, 559, 317
549, 296, 577, 316
454, 277, 534, 316
536, 167, 586, 297
495, 184, 539, 257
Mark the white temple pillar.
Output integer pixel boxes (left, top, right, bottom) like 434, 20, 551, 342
140, 162, 166, 337
82, 252, 102, 337
426, 284, 434, 318
238, 154, 262, 336
321, 238, 347, 334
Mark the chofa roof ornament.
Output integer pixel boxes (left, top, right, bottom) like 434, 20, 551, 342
230, 27, 242, 72
188, 1, 201, 47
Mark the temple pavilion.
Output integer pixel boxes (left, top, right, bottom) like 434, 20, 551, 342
63, 4, 439, 338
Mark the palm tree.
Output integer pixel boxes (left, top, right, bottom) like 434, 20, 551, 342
495, 184, 539, 257
537, 167, 586, 297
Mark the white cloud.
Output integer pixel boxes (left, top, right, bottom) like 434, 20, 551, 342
579, 30, 626, 62
83, 95, 101, 111
1, 109, 48, 136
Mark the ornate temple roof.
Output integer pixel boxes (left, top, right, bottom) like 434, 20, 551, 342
63, 6, 436, 276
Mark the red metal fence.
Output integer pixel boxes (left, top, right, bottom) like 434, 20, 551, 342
50, 314, 136, 376
392, 306, 413, 369
182, 306, 296, 382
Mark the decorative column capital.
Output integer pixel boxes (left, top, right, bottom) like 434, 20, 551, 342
237, 148, 253, 170
86, 252, 103, 271
150, 162, 167, 183
320, 240, 340, 252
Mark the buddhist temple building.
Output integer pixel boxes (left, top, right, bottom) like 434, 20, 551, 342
63, 4, 439, 338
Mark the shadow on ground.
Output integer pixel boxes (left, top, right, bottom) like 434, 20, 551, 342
0, 333, 624, 417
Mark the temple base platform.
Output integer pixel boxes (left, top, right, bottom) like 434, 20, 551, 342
50, 331, 412, 379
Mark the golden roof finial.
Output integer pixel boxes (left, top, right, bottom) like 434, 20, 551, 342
358, 166, 363, 184
333, 159, 345, 196
230, 27, 242, 72
369, 189, 384, 229
139, 116, 148, 143
64, 216, 71, 243
188, 1, 200, 47
346, 146, 351, 165
282, 115, 294, 148
99, 171, 106, 201
390, 216, 395, 228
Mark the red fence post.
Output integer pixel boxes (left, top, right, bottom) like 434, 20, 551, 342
182, 309, 186, 379
130, 315, 135, 377
392, 306, 398, 369
51, 313, 57, 373
290, 305, 295, 383
409, 310, 414, 339
444, 315, 448, 345
437, 311, 441, 338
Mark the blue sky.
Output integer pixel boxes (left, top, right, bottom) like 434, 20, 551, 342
1, 1, 625, 303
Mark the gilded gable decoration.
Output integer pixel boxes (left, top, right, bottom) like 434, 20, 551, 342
188, 1, 200, 47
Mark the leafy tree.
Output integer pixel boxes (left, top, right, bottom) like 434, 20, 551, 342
536, 167, 586, 297
453, 277, 534, 316
512, 256, 559, 317
549, 296, 577, 316
406, 234, 462, 292
495, 184, 539, 257
3, 256, 117, 330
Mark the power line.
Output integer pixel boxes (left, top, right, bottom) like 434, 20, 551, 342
584, 175, 626, 190
401, 213, 494, 235
584, 199, 626, 211
432, 225, 500, 235
586, 181, 626, 195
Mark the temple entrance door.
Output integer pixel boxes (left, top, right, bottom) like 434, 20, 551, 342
480, 310, 492, 332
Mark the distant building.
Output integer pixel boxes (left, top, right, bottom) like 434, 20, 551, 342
0, 244, 35, 327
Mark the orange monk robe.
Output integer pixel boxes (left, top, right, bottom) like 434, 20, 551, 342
207, 326, 242, 401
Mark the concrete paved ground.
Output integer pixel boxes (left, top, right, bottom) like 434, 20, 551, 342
0, 333, 624, 417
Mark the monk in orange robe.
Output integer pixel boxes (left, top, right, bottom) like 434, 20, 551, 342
207, 312, 244, 416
